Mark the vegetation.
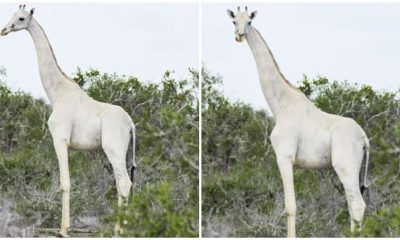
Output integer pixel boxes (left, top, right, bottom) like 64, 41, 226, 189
0, 67, 198, 237
202, 68, 400, 237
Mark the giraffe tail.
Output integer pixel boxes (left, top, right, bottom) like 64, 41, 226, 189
126, 118, 137, 184
360, 131, 370, 198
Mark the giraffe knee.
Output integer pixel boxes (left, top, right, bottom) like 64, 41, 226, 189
59, 180, 70, 193
285, 203, 296, 217
60, 177, 71, 193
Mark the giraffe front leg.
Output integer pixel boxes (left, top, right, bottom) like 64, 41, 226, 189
277, 156, 296, 238
53, 140, 71, 237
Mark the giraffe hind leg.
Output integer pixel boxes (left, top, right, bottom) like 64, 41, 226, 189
332, 140, 366, 235
102, 137, 131, 235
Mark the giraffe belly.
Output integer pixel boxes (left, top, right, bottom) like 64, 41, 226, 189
69, 133, 102, 150
69, 118, 102, 150
295, 139, 332, 169
295, 151, 331, 169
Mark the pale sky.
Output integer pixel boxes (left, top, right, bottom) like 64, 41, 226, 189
2, 3, 400, 111
203, 3, 400, 111
0, 3, 198, 100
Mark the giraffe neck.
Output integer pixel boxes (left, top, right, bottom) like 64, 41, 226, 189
245, 26, 300, 117
27, 18, 74, 104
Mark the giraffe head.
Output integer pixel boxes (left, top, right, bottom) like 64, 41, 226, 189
1, 5, 35, 36
227, 6, 257, 42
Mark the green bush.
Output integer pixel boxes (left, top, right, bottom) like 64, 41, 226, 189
102, 182, 198, 237
362, 205, 400, 237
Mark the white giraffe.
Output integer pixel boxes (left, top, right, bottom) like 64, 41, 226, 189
227, 7, 369, 237
1, 5, 137, 237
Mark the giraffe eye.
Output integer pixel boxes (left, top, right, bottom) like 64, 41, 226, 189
19, 17, 25, 21
249, 22, 252, 25
232, 21, 236, 25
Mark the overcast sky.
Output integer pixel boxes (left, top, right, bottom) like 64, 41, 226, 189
2, 3, 400, 111
203, 3, 400, 111
0, 3, 198, 100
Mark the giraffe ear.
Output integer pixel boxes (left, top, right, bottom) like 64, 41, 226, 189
250, 11, 257, 19
227, 9, 235, 19
30, 8, 35, 16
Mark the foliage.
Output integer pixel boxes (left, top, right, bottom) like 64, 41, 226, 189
202, 69, 400, 237
362, 204, 400, 237
102, 182, 197, 237
0, 67, 198, 237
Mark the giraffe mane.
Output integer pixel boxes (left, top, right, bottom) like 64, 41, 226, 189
35, 21, 74, 83
253, 28, 300, 92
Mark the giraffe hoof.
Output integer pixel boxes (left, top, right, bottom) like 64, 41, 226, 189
57, 230, 70, 238
113, 227, 123, 236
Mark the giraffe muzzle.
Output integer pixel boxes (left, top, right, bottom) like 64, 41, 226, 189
236, 34, 245, 42
1, 28, 10, 36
